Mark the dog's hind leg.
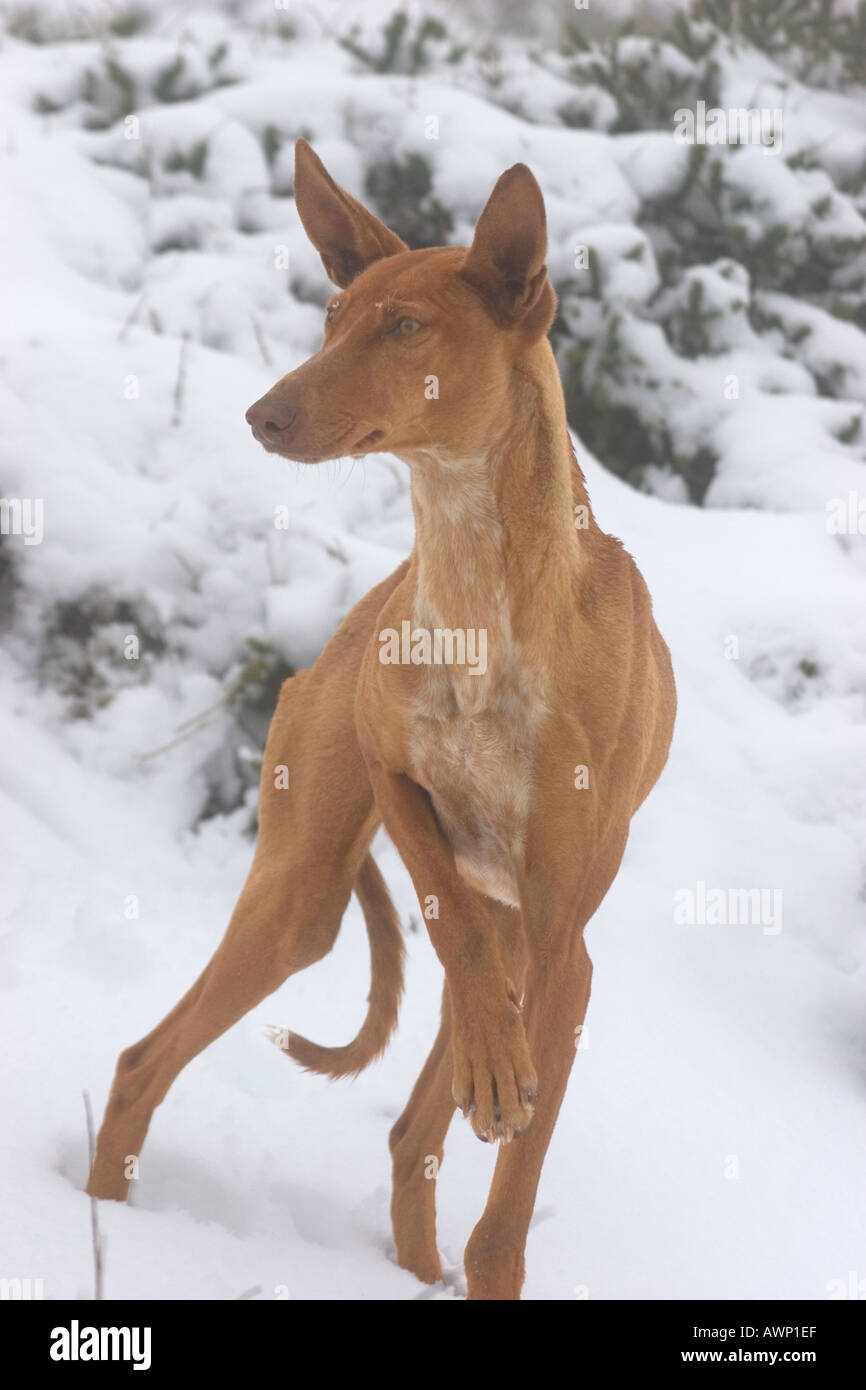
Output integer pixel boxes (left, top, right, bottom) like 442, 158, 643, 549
388, 983, 454, 1284
87, 565, 406, 1203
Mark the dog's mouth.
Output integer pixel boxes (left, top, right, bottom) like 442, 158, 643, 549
350, 428, 385, 455
251, 426, 386, 463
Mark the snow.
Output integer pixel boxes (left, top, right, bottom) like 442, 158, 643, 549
1, 0, 864, 1302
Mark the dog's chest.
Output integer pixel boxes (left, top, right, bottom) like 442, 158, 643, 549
407, 622, 544, 909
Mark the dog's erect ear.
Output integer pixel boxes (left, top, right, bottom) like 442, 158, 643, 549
460, 163, 550, 325
294, 138, 408, 289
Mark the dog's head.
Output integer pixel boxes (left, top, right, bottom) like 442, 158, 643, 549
245, 140, 555, 466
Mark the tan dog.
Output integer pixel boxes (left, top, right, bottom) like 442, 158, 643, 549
87, 141, 676, 1300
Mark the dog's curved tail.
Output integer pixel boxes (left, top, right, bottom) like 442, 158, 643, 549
268, 854, 405, 1079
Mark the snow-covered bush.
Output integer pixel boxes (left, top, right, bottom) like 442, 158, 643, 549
2, 0, 863, 789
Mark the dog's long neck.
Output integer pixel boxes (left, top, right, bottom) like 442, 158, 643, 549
407, 340, 594, 657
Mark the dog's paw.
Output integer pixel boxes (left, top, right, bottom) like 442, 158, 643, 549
451, 1003, 537, 1144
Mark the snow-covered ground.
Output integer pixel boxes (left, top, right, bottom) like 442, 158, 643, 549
1, 0, 865, 1300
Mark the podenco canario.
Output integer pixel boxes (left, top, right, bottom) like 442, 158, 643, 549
88, 140, 676, 1300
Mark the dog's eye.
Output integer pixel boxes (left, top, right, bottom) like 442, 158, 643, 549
396, 317, 421, 336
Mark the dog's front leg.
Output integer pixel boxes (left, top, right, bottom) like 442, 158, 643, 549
463, 821, 631, 1300
367, 765, 538, 1145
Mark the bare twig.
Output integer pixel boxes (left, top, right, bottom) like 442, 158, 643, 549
139, 696, 229, 762
171, 331, 191, 427
83, 1091, 105, 1301
171, 550, 201, 586
250, 311, 273, 367
117, 292, 148, 343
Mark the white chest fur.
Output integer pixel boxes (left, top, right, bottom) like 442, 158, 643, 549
404, 452, 548, 907
407, 602, 545, 909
